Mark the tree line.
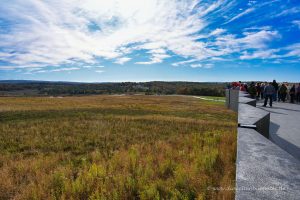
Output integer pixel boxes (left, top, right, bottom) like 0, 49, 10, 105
0, 81, 226, 97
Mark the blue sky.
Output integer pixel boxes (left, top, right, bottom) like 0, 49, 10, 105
0, 0, 299, 82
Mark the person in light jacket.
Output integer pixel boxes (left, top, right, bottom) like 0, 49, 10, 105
263, 82, 275, 107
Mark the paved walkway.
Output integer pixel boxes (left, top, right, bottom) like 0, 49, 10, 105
257, 101, 300, 161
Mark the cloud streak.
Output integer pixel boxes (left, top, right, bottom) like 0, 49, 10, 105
224, 8, 255, 24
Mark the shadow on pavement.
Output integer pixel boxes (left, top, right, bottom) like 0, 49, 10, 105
259, 106, 288, 115
269, 121, 300, 161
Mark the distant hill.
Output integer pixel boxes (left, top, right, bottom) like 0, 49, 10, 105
0, 80, 227, 97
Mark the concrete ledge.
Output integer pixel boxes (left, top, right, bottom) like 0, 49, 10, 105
239, 97, 256, 107
238, 104, 270, 138
236, 128, 300, 200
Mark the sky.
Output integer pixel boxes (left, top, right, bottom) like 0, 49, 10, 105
0, 0, 299, 82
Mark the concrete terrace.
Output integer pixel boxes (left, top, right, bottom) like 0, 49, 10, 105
226, 90, 300, 200
258, 101, 300, 161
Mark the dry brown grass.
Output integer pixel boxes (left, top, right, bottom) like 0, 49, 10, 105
0, 95, 237, 199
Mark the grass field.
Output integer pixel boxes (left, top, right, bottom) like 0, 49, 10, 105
0, 95, 237, 200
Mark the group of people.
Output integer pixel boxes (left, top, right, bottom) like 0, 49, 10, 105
229, 80, 300, 107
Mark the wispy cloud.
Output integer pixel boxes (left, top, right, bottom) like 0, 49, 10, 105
25, 67, 81, 74
82, 65, 105, 69
209, 28, 226, 36
240, 43, 300, 60
190, 63, 214, 68
135, 51, 170, 65
292, 20, 300, 29
224, 8, 255, 24
240, 49, 279, 60
172, 59, 198, 67
275, 7, 300, 17
51, 67, 80, 72
0, 0, 211, 68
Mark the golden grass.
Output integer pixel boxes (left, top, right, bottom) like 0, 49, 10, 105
0, 95, 237, 199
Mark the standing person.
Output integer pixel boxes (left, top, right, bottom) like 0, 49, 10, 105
263, 82, 275, 107
286, 83, 291, 102
231, 82, 239, 90
240, 83, 246, 91
260, 83, 265, 100
244, 83, 248, 92
277, 84, 282, 102
279, 83, 287, 102
297, 83, 300, 103
248, 82, 257, 99
256, 83, 261, 100
290, 84, 296, 103
236, 81, 241, 90
272, 80, 279, 101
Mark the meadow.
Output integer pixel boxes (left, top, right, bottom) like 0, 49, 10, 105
0, 95, 237, 200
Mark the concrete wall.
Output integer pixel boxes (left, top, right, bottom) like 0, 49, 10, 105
226, 90, 300, 200
238, 97, 256, 107
238, 103, 270, 138
225, 89, 239, 112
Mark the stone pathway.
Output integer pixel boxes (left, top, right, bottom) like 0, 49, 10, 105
257, 101, 300, 160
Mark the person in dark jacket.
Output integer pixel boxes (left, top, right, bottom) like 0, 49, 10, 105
260, 83, 266, 99
248, 82, 257, 99
263, 82, 275, 107
244, 83, 248, 92
290, 85, 296, 103
297, 83, 300, 103
256, 83, 262, 100
272, 80, 279, 101
279, 83, 288, 102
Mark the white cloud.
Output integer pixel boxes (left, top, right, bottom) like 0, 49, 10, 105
95, 70, 104, 73
240, 30, 280, 48
0, 0, 296, 70
114, 57, 131, 65
0, 0, 225, 68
